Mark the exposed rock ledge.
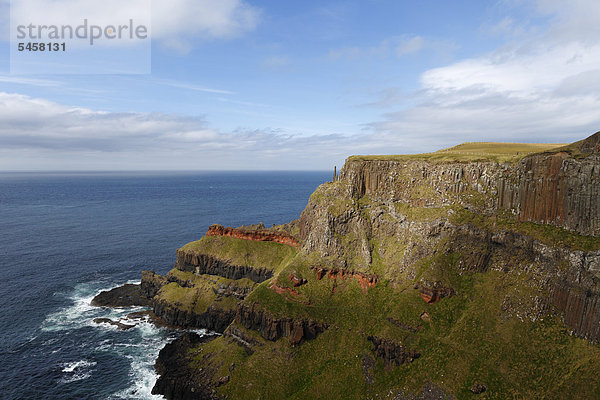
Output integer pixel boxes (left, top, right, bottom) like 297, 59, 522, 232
367, 335, 421, 370
236, 302, 328, 345
175, 250, 273, 283
91, 283, 151, 308
206, 224, 300, 248
153, 300, 235, 333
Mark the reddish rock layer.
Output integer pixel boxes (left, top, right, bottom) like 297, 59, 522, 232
418, 285, 455, 304
311, 266, 378, 292
206, 224, 300, 247
552, 283, 600, 342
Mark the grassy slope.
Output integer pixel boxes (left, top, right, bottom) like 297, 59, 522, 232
348, 142, 567, 163
198, 251, 600, 399
156, 270, 255, 313
155, 237, 297, 314
181, 236, 297, 273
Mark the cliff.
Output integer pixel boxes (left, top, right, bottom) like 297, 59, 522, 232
151, 131, 600, 400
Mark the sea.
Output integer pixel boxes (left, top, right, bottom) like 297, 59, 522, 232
0, 171, 329, 400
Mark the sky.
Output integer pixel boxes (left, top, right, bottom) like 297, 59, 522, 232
0, 0, 599, 170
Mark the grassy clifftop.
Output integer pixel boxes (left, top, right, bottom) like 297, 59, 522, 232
348, 142, 567, 163
181, 236, 297, 274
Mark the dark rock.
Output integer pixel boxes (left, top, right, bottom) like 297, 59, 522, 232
91, 284, 151, 308
152, 301, 236, 333
152, 332, 219, 400
393, 382, 454, 400
175, 250, 273, 283
141, 270, 169, 298
387, 317, 421, 332
224, 325, 261, 355
367, 335, 420, 370
93, 317, 135, 330
236, 302, 327, 345
215, 375, 229, 387
362, 352, 375, 384
470, 382, 486, 394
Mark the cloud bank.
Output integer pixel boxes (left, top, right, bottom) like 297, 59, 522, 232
370, 0, 600, 149
0, 92, 365, 170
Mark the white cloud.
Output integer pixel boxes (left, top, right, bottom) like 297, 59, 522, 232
0, 92, 365, 170
6, 0, 260, 50
370, 0, 600, 150
0, 75, 62, 87
155, 79, 234, 94
395, 36, 425, 56
151, 0, 260, 47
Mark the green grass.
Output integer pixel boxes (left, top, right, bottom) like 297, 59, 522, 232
394, 203, 450, 222
180, 236, 297, 273
348, 142, 567, 164
156, 270, 255, 313
449, 207, 600, 252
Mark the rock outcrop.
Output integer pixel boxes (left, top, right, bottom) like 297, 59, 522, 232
175, 250, 273, 283
329, 132, 600, 237
236, 303, 328, 345
93, 317, 135, 330
141, 270, 169, 298
153, 301, 235, 333
91, 283, 151, 308
367, 336, 421, 370
152, 332, 220, 400
206, 224, 300, 247
148, 132, 600, 399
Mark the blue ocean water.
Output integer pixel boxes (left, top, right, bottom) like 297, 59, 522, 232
0, 171, 329, 400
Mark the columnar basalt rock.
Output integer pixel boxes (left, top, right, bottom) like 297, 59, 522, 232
141, 270, 169, 298
331, 132, 600, 237
152, 300, 236, 333
236, 302, 328, 345
175, 250, 273, 283
206, 224, 300, 247
367, 336, 420, 370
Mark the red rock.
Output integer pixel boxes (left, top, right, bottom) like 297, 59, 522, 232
310, 266, 378, 292
206, 224, 300, 247
288, 274, 307, 287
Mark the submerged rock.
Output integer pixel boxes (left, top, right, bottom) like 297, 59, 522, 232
93, 317, 135, 330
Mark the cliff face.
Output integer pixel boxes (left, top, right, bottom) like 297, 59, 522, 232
297, 134, 600, 343
175, 250, 274, 283
334, 132, 600, 237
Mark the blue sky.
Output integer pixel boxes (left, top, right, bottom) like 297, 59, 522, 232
0, 0, 599, 170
